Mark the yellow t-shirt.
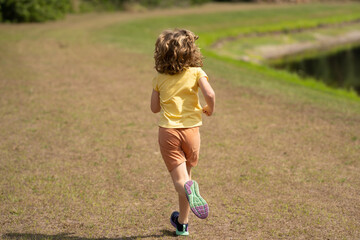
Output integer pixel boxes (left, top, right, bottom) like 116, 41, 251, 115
152, 67, 208, 128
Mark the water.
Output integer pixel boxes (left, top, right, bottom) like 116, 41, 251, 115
273, 45, 360, 95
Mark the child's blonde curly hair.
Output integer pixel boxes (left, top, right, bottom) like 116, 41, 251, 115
154, 29, 203, 75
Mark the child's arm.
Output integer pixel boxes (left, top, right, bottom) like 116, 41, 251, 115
198, 77, 215, 116
151, 89, 161, 113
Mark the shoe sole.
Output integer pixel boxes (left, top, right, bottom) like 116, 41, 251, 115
184, 180, 209, 219
176, 229, 189, 236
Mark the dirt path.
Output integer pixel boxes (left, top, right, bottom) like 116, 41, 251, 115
1, 5, 360, 239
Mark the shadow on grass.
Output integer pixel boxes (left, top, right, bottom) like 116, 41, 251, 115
3, 230, 176, 239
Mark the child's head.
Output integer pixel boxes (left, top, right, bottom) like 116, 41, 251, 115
154, 29, 203, 75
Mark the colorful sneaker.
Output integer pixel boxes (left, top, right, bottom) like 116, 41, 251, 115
170, 211, 189, 236
184, 180, 209, 219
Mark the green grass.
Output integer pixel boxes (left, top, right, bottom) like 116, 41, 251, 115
197, 3, 360, 44
98, 3, 360, 52
96, 2, 360, 109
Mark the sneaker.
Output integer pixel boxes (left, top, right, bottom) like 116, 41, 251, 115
184, 180, 209, 219
170, 211, 189, 236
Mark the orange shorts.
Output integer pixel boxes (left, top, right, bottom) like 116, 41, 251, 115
158, 127, 200, 172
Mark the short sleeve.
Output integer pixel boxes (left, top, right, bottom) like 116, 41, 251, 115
152, 76, 159, 92
197, 68, 208, 82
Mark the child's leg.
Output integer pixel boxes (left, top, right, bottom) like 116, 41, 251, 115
187, 164, 192, 179
170, 162, 191, 224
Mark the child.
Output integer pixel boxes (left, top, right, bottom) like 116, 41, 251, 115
151, 29, 215, 236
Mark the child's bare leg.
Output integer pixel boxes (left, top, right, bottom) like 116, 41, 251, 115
178, 194, 189, 224
177, 164, 192, 224
170, 162, 191, 224
187, 165, 192, 179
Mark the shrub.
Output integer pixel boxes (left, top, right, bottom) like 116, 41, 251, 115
0, 0, 71, 23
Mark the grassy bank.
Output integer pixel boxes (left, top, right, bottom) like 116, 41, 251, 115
213, 22, 360, 62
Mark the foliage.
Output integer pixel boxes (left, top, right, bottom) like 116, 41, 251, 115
0, 0, 71, 23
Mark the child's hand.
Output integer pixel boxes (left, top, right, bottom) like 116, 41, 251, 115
202, 105, 213, 116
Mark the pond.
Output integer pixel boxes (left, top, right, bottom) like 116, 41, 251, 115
272, 45, 360, 95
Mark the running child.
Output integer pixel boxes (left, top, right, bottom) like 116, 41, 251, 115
150, 29, 216, 236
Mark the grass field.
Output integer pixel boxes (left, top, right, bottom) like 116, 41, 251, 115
1, 2, 360, 239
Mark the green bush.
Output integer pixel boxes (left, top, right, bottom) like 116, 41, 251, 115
0, 0, 71, 23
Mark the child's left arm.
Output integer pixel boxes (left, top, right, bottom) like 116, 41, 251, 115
150, 89, 161, 113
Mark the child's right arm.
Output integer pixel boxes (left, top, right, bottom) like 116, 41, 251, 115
198, 77, 215, 116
